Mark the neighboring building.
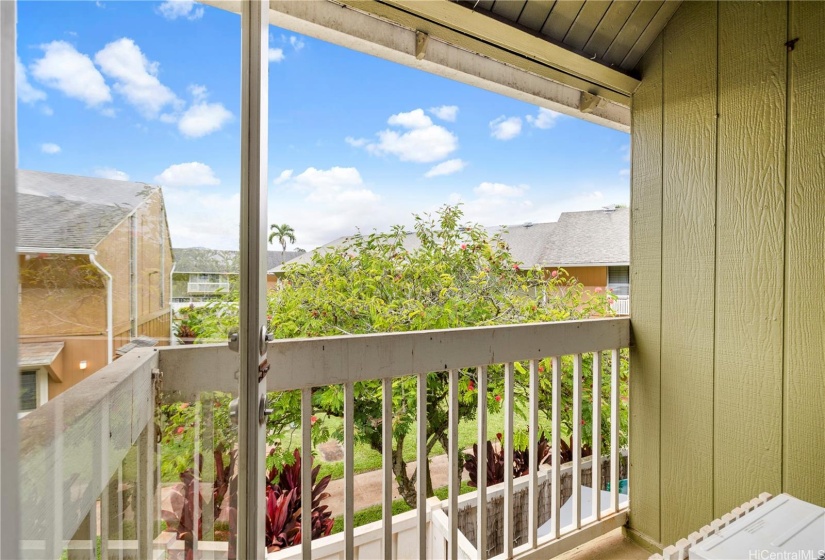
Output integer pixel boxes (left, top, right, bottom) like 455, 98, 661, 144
17, 170, 174, 407
527, 206, 630, 307
172, 248, 302, 308
267, 207, 630, 311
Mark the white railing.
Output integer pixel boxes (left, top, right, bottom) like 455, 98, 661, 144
161, 317, 631, 560
17, 317, 630, 560
18, 348, 159, 559
611, 296, 630, 315
187, 281, 231, 293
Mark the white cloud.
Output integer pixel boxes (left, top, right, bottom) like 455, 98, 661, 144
345, 136, 368, 148
619, 168, 630, 178
164, 189, 240, 249
526, 107, 561, 129
280, 166, 379, 205
41, 106, 54, 116
274, 169, 293, 185
424, 159, 466, 178
360, 108, 458, 163
474, 182, 527, 198
16, 58, 46, 104
40, 143, 61, 154
178, 100, 232, 138
31, 41, 111, 107
271, 166, 398, 249
289, 36, 305, 51
94, 38, 179, 118
387, 108, 432, 129
268, 48, 285, 63
95, 167, 129, 181
154, 162, 220, 188
157, 0, 204, 20
429, 105, 458, 122
489, 116, 522, 140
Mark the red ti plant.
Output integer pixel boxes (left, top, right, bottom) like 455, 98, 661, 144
161, 456, 206, 560
265, 448, 334, 552
465, 432, 552, 487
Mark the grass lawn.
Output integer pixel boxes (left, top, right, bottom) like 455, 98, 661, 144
329, 481, 475, 534
308, 408, 553, 481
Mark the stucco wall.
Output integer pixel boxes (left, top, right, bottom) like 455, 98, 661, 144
18, 254, 106, 337
630, 0, 824, 546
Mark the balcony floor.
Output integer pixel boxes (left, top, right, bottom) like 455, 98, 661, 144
552, 528, 649, 560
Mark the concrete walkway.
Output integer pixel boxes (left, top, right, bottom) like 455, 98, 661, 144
323, 452, 470, 517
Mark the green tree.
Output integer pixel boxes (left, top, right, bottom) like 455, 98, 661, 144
268, 223, 296, 261
174, 206, 617, 507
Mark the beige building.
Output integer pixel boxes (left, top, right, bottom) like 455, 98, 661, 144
17, 170, 174, 406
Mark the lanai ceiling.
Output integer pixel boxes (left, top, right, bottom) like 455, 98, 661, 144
203, 0, 685, 129
455, 0, 682, 72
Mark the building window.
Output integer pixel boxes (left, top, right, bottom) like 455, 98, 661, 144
608, 266, 630, 296
20, 370, 38, 412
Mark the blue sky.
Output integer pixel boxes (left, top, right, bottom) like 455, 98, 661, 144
17, 0, 629, 250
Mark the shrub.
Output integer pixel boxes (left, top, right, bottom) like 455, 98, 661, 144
265, 449, 334, 552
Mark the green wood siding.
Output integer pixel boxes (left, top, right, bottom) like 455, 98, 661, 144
784, 0, 825, 508
628, 33, 663, 543
661, 0, 717, 540
630, 0, 824, 547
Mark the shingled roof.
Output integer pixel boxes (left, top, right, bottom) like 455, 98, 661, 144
175, 247, 303, 274
17, 169, 158, 251
269, 207, 628, 273
537, 207, 629, 267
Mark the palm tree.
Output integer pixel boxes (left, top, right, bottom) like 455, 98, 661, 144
268, 223, 296, 263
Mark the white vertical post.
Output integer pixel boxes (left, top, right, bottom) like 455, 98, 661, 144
238, 0, 268, 558
610, 349, 620, 513
343, 382, 354, 560
0, 1, 19, 557
550, 357, 561, 540
572, 354, 582, 530
137, 418, 154, 558
503, 363, 514, 558
301, 388, 312, 559
49, 399, 64, 559
116, 466, 124, 560
528, 360, 539, 548
476, 365, 487, 560
99, 402, 110, 560
192, 405, 201, 557
448, 370, 459, 560
592, 352, 602, 521
381, 379, 393, 559
417, 373, 428, 558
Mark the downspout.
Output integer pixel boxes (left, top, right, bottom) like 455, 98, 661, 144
130, 214, 138, 338
90, 254, 113, 364
169, 262, 176, 346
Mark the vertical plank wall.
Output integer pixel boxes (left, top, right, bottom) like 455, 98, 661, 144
660, 0, 716, 540
784, 1, 825, 507
630, 0, 825, 546
628, 34, 662, 543
715, 0, 786, 517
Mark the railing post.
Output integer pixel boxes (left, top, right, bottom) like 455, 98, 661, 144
572, 354, 582, 530
528, 360, 539, 548
137, 416, 154, 558
503, 363, 514, 557
592, 351, 602, 521
476, 365, 488, 560
382, 378, 394, 559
